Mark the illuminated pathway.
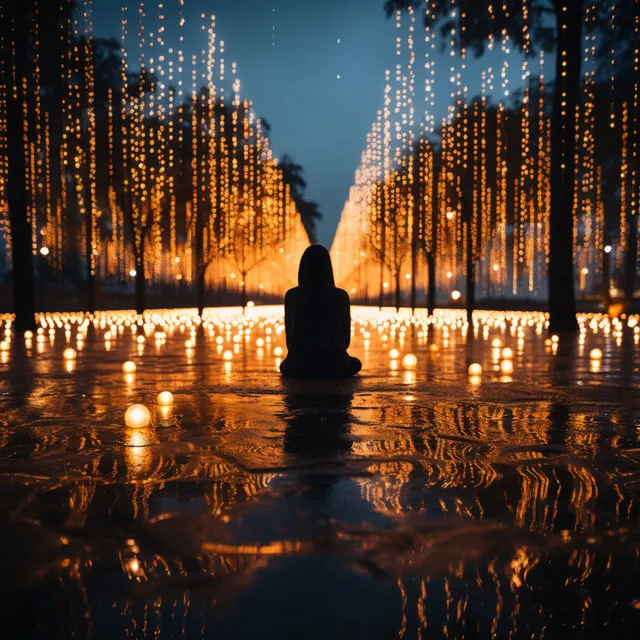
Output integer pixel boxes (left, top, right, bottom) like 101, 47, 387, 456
1, 307, 640, 637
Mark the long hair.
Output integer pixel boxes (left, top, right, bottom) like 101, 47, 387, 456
298, 245, 335, 287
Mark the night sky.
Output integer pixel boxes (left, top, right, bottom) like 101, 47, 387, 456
93, 0, 527, 247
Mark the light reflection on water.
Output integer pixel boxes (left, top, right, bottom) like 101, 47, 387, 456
0, 307, 639, 637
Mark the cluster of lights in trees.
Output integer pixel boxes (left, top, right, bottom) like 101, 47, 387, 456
0, 0, 308, 303
332, 1, 639, 305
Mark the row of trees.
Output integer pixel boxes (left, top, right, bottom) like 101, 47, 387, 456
333, 75, 637, 321
0, 0, 317, 330
375, 0, 639, 332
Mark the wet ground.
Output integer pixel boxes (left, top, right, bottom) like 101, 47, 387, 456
1, 306, 640, 639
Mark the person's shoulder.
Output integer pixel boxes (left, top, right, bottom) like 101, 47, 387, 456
334, 287, 350, 303
284, 286, 300, 300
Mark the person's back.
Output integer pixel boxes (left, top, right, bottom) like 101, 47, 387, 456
280, 246, 361, 379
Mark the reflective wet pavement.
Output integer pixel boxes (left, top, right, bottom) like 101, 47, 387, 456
1, 306, 640, 639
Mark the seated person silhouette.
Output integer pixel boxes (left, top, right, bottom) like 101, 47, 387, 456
280, 245, 362, 379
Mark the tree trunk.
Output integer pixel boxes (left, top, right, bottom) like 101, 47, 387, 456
410, 244, 417, 312
548, 0, 583, 334
379, 187, 386, 310
466, 221, 475, 326
195, 217, 205, 316
196, 268, 205, 317
135, 251, 145, 315
602, 245, 611, 311
623, 224, 637, 309
427, 252, 436, 317
394, 269, 401, 312
241, 276, 247, 313
410, 145, 421, 313
2, 2, 36, 332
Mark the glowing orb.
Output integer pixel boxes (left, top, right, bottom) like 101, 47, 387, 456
428, 343, 439, 353
491, 338, 502, 348
389, 348, 400, 359
590, 348, 603, 361
122, 360, 137, 373
24, 331, 33, 339
125, 404, 151, 428
468, 363, 483, 376
273, 346, 284, 357
63, 347, 76, 360
0, 341, 9, 351
157, 391, 174, 406
451, 290, 461, 301
500, 359, 514, 374
222, 350, 233, 361
608, 303, 624, 318
402, 353, 418, 369
136, 335, 145, 344
501, 347, 514, 359
256, 338, 265, 347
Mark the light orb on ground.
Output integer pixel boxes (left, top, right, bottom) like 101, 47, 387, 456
157, 391, 174, 406
590, 348, 603, 361
125, 404, 151, 428
501, 347, 514, 359
122, 360, 136, 373
500, 359, 514, 374
402, 353, 417, 369
468, 363, 483, 376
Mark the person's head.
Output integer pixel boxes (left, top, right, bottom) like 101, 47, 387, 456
298, 245, 335, 287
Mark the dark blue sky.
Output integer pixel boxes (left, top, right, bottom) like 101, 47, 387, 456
92, 0, 527, 247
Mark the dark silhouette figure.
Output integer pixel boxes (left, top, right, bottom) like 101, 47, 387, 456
280, 245, 361, 379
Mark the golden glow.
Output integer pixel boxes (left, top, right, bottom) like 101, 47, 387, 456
125, 404, 151, 429
402, 353, 417, 369
122, 360, 137, 373
157, 391, 174, 406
